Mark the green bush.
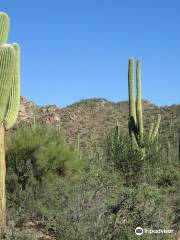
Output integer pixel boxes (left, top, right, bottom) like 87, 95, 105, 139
14, 156, 175, 240
3, 221, 38, 240
107, 183, 176, 240
16, 157, 122, 240
5, 125, 179, 240
6, 124, 82, 190
103, 128, 142, 172
5, 153, 177, 240
103, 127, 163, 185
156, 165, 180, 187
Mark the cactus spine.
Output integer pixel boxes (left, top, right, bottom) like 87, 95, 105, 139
128, 58, 161, 156
0, 12, 20, 236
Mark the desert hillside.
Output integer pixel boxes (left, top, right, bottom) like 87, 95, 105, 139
17, 96, 180, 151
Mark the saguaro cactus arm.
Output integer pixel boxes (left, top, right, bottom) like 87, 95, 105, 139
0, 44, 15, 123
4, 43, 20, 129
128, 58, 139, 148
148, 122, 154, 143
151, 114, 161, 141
128, 58, 136, 125
0, 12, 9, 45
136, 59, 143, 144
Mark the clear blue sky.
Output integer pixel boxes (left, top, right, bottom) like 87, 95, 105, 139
1, 0, 180, 107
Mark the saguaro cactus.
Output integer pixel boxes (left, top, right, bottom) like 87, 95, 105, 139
128, 58, 138, 149
0, 12, 20, 236
128, 58, 160, 156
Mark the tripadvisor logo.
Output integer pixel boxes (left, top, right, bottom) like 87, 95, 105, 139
135, 227, 143, 236
135, 227, 174, 236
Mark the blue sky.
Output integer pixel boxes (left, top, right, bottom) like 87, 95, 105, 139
1, 0, 180, 107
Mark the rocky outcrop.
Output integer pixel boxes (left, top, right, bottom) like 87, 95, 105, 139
17, 96, 39, 123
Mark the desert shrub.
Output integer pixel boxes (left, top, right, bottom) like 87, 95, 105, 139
3, 221, 38, 240
103, 128, 142, 172
5, 153, 177, 240
13, 155, 174, 240
106, 183, 176, 240
156, 164, 180, 187
173, 193, 180, 231
6, 123, 83, 221
5, 124, 178, 240
6, 123, 82, 191
17, 157, 122, 240
103, 127, 164, 185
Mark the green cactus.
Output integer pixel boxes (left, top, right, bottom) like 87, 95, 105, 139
0, 12, 9, 45
4, 43, 20, 129
128, 57, 161, 157
77, 133, 80, 155
128, 58, 138, 149
0, 44, 15, 122
75, 133, 80, 156
115, 119, 120, 137
136, 59, 143, 145
167, 141, 171, 162
150, 114, 161, 142
0, 12, 20, 236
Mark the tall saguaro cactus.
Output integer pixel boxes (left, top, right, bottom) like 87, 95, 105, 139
128, 58, 138, 149
0, 12, 20, 236
128, 57, 161, 157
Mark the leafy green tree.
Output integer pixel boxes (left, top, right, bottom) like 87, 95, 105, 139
6, 124, 82, 190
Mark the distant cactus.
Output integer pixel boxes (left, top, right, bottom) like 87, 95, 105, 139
0, 12, 20, 236
128, 58, 160, 157
167, 141, 171, 162
74, 133, 80, 157
115, 119, 120, 137
77, 133, 80, 155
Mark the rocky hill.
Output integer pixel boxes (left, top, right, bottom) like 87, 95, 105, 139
16, 96, 180, 152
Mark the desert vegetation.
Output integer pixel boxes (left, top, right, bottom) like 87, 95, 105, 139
0, 11, 179, 240
3, 121, 179, 240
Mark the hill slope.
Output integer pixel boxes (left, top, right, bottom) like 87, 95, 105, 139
17, 97, 180, 152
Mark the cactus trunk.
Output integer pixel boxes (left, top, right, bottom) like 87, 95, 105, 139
0, 125, 6, 236
0, 12, 20, 236
128, 58, 137, 148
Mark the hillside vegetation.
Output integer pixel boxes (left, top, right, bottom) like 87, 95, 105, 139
2, 96, 178, 239
17, 97, 180, 152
